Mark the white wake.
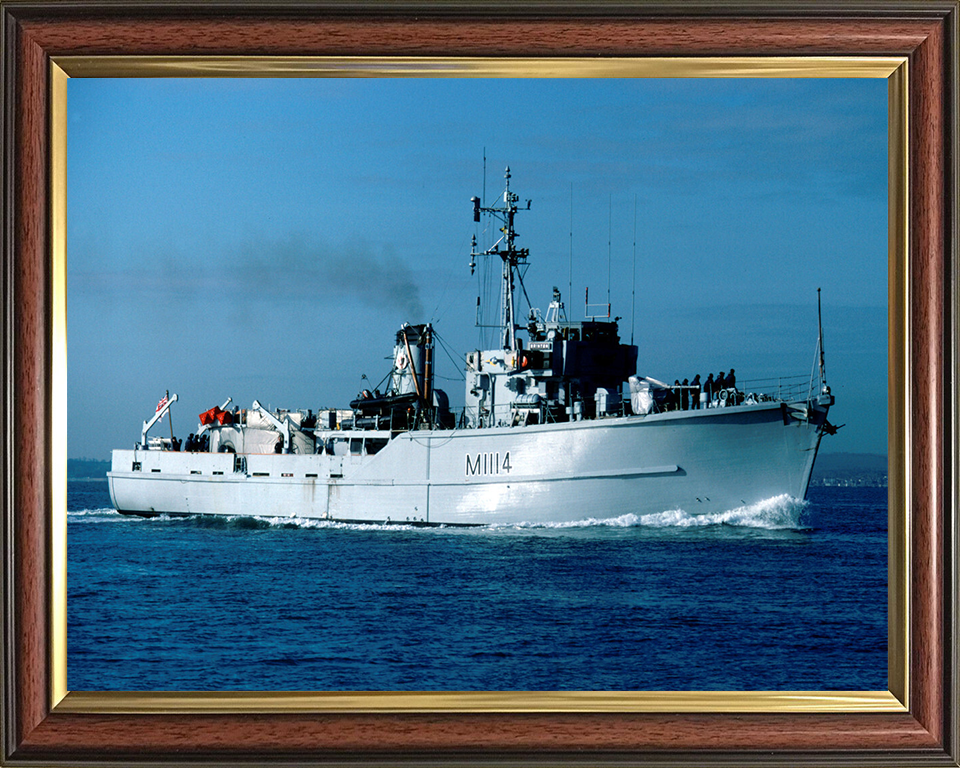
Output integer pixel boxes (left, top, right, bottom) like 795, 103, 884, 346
68, 494, 809, 532
500, 494, 808, 531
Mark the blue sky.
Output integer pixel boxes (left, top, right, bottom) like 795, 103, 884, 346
67, 77, 887, 459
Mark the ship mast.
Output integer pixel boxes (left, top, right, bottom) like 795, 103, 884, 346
470, 167, 531, 353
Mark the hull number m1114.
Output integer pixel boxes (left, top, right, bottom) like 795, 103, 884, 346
466, 451, 512, 477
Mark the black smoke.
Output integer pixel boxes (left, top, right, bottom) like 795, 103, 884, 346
237, 236, 424, 319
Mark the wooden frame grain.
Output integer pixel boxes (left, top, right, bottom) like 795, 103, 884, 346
2, 2, 957, 765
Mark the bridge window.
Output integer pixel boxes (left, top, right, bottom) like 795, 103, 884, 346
366, 438, 388, 455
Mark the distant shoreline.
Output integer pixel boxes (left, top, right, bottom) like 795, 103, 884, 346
808, 452, 888, 487
67, 459, 110, 480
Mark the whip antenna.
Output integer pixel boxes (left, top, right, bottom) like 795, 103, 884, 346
482, 148, 487, 207
817, 287, 827, 385
607, 194, 612, 313
631, 194, 637, 346
569, 182, 573, 307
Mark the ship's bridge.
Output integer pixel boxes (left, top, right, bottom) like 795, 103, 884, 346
464, 293, 638, 429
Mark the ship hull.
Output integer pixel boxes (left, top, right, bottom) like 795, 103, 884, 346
109, 400, 826, 526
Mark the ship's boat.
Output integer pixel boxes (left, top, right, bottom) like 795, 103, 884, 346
108, 168, 835, 526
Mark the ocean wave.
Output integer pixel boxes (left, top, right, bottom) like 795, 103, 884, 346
198, 514, 425, 532
69, 508, 424, 531
495, 494, 808, 531
67, 507, 134, 523
67, 507, 120, 517
67, 495, 808, 532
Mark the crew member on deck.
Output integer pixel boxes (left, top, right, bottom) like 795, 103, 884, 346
691, 374, 701, 409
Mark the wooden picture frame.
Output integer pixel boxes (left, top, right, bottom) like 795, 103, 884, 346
2, 3, 957, 765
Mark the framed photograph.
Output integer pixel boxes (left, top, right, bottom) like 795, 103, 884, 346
2, 3, 957, 766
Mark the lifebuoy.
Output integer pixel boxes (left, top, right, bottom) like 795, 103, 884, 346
396, 352, 408, 370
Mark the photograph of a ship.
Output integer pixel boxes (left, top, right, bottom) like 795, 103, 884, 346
108, 162, 835, 526
67, 75, 888, 691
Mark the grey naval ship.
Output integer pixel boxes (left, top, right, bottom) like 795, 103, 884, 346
109, 168, 836, 526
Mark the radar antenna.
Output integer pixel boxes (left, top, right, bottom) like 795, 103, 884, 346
470, 166, 531, 353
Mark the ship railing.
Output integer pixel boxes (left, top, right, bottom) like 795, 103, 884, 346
450, 374, 815, 427
631, 373, 818, 416
735, 374, 813, 404
653, 375, 813, 410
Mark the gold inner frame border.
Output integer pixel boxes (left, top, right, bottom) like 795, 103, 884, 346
49, 55, 909, 715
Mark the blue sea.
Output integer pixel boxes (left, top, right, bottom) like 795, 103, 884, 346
67, 481, 886, 691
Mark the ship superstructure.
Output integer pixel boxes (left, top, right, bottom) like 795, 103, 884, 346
462, 169, 637, 430
109, 168, 835, 526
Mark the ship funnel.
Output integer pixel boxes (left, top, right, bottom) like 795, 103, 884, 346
391, 324, 430, 400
